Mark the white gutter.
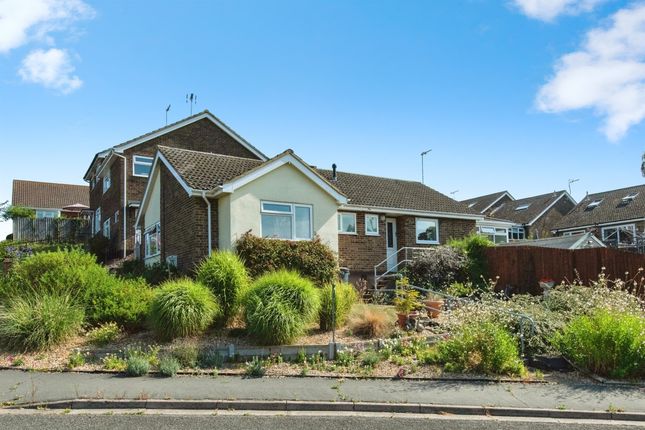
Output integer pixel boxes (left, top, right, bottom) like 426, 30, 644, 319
201, 191, 212, 256
113, 152, 128, 259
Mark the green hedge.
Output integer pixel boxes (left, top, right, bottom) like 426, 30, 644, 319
235, 233, 338, 286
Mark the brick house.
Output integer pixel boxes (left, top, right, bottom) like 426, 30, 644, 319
134, 144, 482, 278
462, 190, 576, 240
82, 111, 267, 259
552, 184, 645, 250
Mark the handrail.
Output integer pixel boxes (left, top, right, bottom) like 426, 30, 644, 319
373, 247, 429, 289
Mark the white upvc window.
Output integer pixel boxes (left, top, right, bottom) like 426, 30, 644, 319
562, 230, 585, 236
133, 155, 154, 177
365, 214, 379, 236
144, 223, 161, 258
103, 171, 111, 193
509, 226, 525, 240
477, 226, 508, 244
601, 224, 636, 246
103, 218, 110, 238
338, 212, 357, 234
35, 210, 58, 219
94, 208, 101, 234
260, 201, 312, 240
415, 218, 439, 244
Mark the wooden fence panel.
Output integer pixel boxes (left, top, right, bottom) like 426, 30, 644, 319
485, 246, 645, 296
14, 218, 91, 244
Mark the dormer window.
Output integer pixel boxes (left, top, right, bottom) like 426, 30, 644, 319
515, 203, 530, 211
585, 199, 602, 210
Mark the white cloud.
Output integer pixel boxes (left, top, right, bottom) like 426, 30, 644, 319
537, 4, 645, 141
18, 48, 82, 93
513, 0, 606, 21
0, 0, 94, 53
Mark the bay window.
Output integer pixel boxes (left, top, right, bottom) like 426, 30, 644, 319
261, 201, 312, 240
416, 218, 438, 244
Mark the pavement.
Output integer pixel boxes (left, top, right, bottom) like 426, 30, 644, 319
1, 410, 644, 430
1, 370, 644, 421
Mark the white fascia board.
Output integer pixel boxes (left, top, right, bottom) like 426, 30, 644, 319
341, 204, 485, 221
554, 217, 645, 233
219, 154, 348, 204
113, 112, 268, 161
480, 192, 515, 214
476, 218, 516, 228
527, 192, 567, 226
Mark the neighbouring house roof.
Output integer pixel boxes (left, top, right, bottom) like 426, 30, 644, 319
83, 110, 267, 181
12, 179, 89, 210
158, 146, 265, 190
498, 232, 605, 250
553, 184, 645, 231
489, 191, 571, 226
316, 169, 479, 217
461, 191, 513, 214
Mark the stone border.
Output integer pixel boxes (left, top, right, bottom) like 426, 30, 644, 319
12, 399, 645, 422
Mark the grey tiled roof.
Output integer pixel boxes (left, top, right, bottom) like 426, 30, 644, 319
12, 180, 89, 209
159, 146, 264, 190
159, 147, 478, 216
490, 191, 567, 225
498, 232, 604, 249
554, 184, 645, 230
317, 169, 478, 215
461, 191, 509, 214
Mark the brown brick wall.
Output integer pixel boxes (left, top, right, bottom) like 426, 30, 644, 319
158, 165, 218, 273
339, 213, 476, 278
338, 212, 387, 273
528, 196, 576, 239
89, 117, 261, 259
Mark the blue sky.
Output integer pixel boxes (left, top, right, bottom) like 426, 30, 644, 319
1, 0, 644, 238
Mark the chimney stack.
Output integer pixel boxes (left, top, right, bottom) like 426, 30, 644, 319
332, 163, 337, 181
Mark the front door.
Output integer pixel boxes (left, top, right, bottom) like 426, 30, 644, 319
386, 218, 397, 271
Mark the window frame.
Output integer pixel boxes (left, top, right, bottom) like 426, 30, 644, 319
337, 212, 357, 235
94, 208, 101, 234
103, 218, 110, 239
102, 170, 111, 194
114, 210, 119, 224
601, 224, 636, 246
365, 214, 379, 236
132, 155, 154, 178
260, 201, 313, 241
35, 209, 59, 219
144, 222, 161, 258
509, 226, 525, 240
415, 217, 439, 244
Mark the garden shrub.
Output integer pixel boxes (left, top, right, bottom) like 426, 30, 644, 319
0, 293, 84, 351
347, 304, 395, 338
319, 282, 359, 330
86, 322, 122, 346
172, 344, 199, 368
116, 260, 179, 286
448, 234, 492, 287
198, 346, 224, 368
437, 321, 526, 376
243, 270, 320, 345
405, 246, 467, 290
83, 277, 153, 328
87, 235, 111, 264
159, 356, 181, 377
554, 309, 645, 379
0, 241, 77, 261
196, 251, 249, 323
125, 356, 150, 377
149, 279, 220, 340
360, 350, 380, 368
235, 232, 338, 285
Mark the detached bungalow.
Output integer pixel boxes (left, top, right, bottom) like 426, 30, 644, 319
135, 146, 481, 279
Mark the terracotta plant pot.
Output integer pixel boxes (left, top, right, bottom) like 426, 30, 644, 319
397, 311, 419, 329
424, 299, 444, 318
